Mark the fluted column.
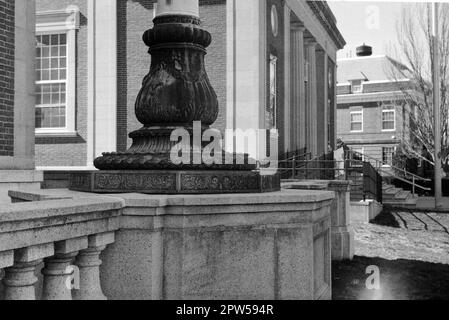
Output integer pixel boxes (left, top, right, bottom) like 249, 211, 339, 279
315, 47, 328, 155
290, 23, 306, 152
41, 237, 88, 300
305, 39, 317, 157
3, 244, 54, 300
73, 233, 114, 300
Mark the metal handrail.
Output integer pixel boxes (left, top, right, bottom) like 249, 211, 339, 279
282, 152, 313, 162
348, 150, 431, 182
377, 167, 432, 195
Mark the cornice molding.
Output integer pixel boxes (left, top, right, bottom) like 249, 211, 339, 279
306, 1, 346, 49
36, 6, 80, 32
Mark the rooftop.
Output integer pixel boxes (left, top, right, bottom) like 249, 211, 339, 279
337, 55, 412, 83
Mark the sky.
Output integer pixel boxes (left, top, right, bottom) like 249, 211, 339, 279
327, 0, 410, 60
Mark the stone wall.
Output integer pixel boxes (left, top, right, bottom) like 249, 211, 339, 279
0, 0, 15, 157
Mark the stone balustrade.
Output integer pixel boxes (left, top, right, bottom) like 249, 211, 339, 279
5, 187, 335, 300
0, 197, 121, 300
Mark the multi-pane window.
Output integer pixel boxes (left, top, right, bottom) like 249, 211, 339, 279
382, 105, 396, 131
382, 147, 395, 165
268, 54, 277, 129
350, 110, 363, 132
35, 34, 67, 129
351, 80, 363, 94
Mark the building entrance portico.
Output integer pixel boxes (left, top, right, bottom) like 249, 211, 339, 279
282, 1, 343, 158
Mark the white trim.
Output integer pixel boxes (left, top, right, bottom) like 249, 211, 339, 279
35, 7, 79, 136
36, 7, 80, 33
338, 90, 405, 98
35, 130, 78, 138
350, 109, 363, 133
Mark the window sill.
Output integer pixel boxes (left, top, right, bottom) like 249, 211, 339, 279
35, 131, 78, 138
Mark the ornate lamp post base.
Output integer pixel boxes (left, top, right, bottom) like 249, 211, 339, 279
69, 4, 280, 194
69, 170, 280, 194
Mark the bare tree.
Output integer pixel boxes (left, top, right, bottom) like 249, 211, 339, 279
388, 4, 449, 171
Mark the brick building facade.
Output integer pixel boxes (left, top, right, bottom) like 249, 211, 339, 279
0, 0, 15, 157
336, 55, 413, 165
34, 0, 345, 170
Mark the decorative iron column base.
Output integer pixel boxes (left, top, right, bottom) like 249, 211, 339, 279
69, 170, 280, 194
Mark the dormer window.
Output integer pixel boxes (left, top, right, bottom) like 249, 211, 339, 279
351, 80, 363, 94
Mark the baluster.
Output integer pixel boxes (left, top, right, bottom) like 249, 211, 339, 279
73, 232, 115, 301
42, 237, 88, 300
3, 244, 54, 300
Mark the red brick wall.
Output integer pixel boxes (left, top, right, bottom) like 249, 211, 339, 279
35, 0, 88, 167
118, 0, 227, 151
337, 101, 403, 160
0, 0, 15, 157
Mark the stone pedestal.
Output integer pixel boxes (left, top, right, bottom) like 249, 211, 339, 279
327, 181, 354, 261
282, 180, 354, 261
100, 190, 334, 300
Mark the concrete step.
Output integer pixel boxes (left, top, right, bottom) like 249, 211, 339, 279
383, 188, 402, 198
384, 197, 418, 209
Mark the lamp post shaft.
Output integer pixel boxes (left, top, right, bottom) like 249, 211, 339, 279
432, 2, 443, 207
156, 0, 199, 17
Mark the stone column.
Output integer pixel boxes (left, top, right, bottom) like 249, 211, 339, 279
73, 233, 114, 300
327, 180, 354, 261
315, 47, 328, 155
305, 39, 317, 157
3, 244, 54, 300
290, 23, 306, 152
41, 237, 88, 300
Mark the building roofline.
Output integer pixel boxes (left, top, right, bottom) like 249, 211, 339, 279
307, 1, 346, 49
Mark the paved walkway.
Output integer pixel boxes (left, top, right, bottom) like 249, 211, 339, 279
333, 209, 449, 300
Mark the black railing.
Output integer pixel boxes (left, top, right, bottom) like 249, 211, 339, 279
362, 161, 383, 203
277, 151, 383, 204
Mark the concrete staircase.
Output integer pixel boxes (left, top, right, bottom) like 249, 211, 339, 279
382, 182, 418, 209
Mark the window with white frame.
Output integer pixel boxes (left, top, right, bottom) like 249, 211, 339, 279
382, 105, 396, 131
382, 147, 395, 165
350, 110, 363, 132
35, 34, 67, 129
268, 54, 277, 129
35, 7, 79, 135
351, 80, 363, 94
